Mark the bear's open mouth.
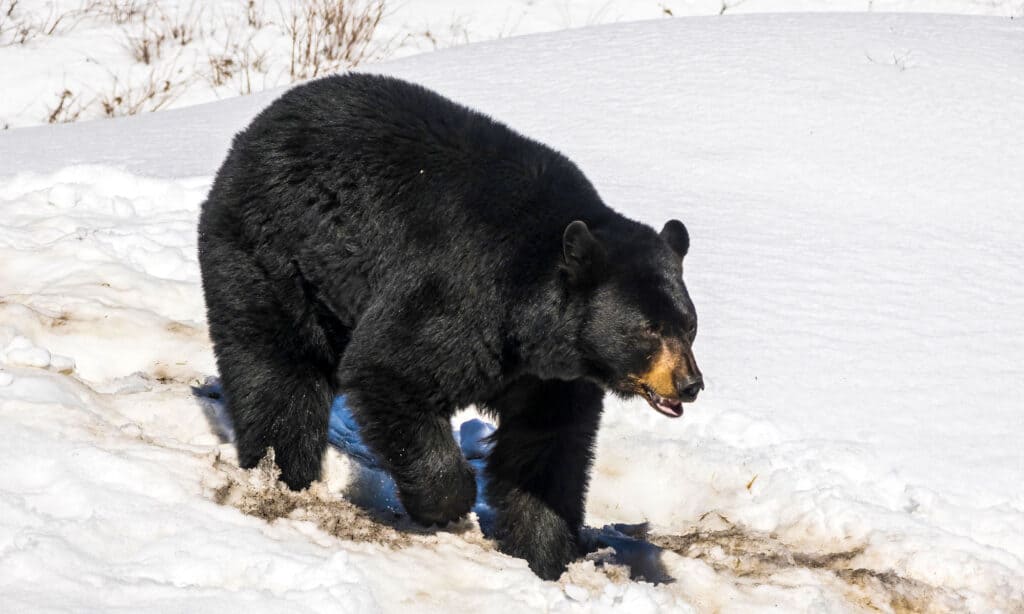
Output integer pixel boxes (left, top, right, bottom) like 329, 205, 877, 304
642, 385, 684, 418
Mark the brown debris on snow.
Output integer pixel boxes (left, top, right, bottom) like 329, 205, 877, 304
651, 513, 968, 613
210, 450, 414, 547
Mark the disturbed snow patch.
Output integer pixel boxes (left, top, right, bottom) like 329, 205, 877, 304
210, 451, 415, 547
208, 449, 677, 605
207, 448, 493, 552
652, 512, 966, 613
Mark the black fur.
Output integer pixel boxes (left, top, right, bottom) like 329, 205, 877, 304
198, 73, 700, 580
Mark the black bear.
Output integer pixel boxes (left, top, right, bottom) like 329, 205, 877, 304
198, 73, 702, 580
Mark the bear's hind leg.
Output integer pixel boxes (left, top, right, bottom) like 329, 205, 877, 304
201, 240, 342, 491
484, 377, 603, 580
218, 345, 335, 490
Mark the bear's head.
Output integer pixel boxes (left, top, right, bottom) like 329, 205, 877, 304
562, 219, 702, 418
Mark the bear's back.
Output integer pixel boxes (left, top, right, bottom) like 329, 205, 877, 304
217, 74, 605, 234
201, 74, 619, 317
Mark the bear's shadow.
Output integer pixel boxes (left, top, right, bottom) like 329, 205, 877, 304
192, 377, 673, 583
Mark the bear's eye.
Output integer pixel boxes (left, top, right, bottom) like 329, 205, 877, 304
643, 323, 660, 338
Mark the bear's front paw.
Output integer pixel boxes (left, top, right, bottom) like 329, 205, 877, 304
504, 525, 577, 580
494, 493, 579, 580
399, 460, 477, 527
524, 542, 576, 580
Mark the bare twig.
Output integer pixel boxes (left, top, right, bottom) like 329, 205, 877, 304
99, 58, 191, 117
1, 0, 93, 45
46, 89, 88, 123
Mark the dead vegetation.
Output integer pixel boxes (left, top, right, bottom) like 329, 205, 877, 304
651, 512, 968, 613
124, 2, 200, 64
212, 451, 412, 546
209, 448, 490, 550
47, 88, 87, 123
285, 0, 385, 80
98, 61, 189, 117
92, 0, 153, 25
205, 30, 267, 94
16, 0, 390, 124
0, 0, 89, 45
391, 14, 471, 53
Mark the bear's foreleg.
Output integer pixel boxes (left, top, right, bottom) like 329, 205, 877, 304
484, 378, 603, 580
344, 377, 477, 525
337, 314, 477, 526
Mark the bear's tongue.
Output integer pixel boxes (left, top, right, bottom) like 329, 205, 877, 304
646, 389, 684, 418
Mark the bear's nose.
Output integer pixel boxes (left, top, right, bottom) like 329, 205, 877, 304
676, 375, 704, 402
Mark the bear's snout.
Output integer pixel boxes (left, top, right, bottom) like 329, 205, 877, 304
676, 373, 704, 402
675, 346, 703, 402
635, 340, 703, 414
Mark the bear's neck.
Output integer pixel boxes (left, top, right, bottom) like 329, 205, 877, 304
512, 283, 591, 382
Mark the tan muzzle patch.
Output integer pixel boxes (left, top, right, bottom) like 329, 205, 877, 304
635, 339, 699, 398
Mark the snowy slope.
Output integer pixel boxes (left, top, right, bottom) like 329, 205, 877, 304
2, 12, 1024, 613
2, 0, 1022, 129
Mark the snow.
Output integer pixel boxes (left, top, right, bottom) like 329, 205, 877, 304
2, 10, 1024, 613
1, 0, 1022, 129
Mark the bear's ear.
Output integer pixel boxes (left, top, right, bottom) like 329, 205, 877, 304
562, 220, 607, 286
660, 219, 689, 262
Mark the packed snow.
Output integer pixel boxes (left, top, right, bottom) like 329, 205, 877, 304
2, 10, 1024, 613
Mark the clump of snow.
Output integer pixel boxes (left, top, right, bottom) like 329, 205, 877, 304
2, 11, 1023, 613
2, 334, 75, 372
3, 335, 52, 368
